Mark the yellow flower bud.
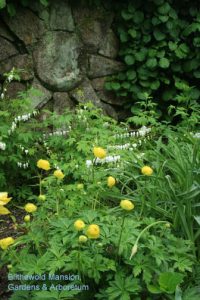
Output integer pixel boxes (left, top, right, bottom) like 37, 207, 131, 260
24, 215, 31, 222
37, 159, 50, 171
0, 237, 15, 250
74, 219, 85, 231
54, 169, 65, 180
78, 235, 88, 243
141, 166, 153, 176
130, 244, 138, 259
165, 223, 171, 228
24, 203, 37, 213
86, 224, 100, 239
107, 176, 116, 188
93, 147, 106, 159
7, 264, 13, 269
38, 194, 46, 201
77, 183, 84, 190
120, 199, 134, 211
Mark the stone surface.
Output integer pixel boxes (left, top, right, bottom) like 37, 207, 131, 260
49, 0, 75, 31
3, 8, 45, 45
0, 37, 18, 61
0, 54, 34, 80
92, 77, 126, 106
0, 20, 14, 41
98, 29, 119, 59
69, 78, 117, 119
29, 78, 52, 109
6, 82, 26, 99
88, 55, 124, 78
53, 92, 75, 114
72, 4, 113, 51
33, 32, 82, 91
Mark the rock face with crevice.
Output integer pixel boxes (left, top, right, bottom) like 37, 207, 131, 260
0, 0, 126, 120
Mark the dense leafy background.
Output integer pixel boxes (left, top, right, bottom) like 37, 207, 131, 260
106, 0, 200, 123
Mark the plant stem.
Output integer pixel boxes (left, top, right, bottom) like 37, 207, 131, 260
116, 214, 126, 260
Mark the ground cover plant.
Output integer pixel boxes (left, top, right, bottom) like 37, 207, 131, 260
0, 69, 200, 299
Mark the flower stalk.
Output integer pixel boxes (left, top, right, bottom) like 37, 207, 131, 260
130, 220, 168, 260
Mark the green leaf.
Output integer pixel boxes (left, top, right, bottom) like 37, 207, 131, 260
194, 216, 200, 226
128, 29, 137, 38
153, 28, 166, 41
126, 70, 136, 80
158, 2, 171, 15
193, 70, 200, 78
7, 3, 15, 16
147, 285, 162, 294
135, 48, 147, 61
124, 55, 135, 65
146, 58, 157, 69
134, 11, 144, 24
111, 82, 121, 91
168, 41, 177, 51
0, 0, 6, 9
121, 10, 132, 20
120, 31, 128, 43
39, 0, 49, 7
159, 272, 184, 293
159, 57, 170, 68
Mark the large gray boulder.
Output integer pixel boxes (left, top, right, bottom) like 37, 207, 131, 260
49, 0, 75, 31
29, 78, 52, 109
88, 55, 124, 78
33, 32, 82, 91
72, 4, 113, 51
53, 92, 75, 115
69, 78, 118, 119
2, 8, 45, 45
0, 38, 18, 61
98, 29, 119, 59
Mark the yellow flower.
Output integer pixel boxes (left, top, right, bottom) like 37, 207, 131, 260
37, 159, 50, 171
93, 147, 106, 159
24, 215, 31, 222
78, 235, 88, 243
0, 237, 14, 250
24, 203, 37, 213
120, 199, 134, 211
141, 166, 153, 176
54, 169, 65, 179
0, 192, 12, 215
86, 224, 100, 239
107, 176, 116, 188
38, 194, 46, 201
74, 219, 85, 231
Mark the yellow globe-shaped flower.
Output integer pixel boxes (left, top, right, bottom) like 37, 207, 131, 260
141, 166, 153, 176
86, 224, 100, 239
37, 159, 50, 171
74, 219, 85, 231
0, 237, 14, 250
24, 215, 31, 222
24, 203, 37, 213
120, 199, 134, 211
54, 169, 65, 179
107, 176, 116, 188
78, 235, 88, 243
93, 147, 106, 159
